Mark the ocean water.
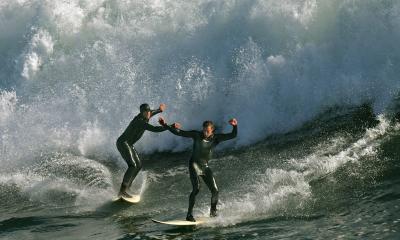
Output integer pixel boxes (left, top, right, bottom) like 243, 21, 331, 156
1, 0, 400, 239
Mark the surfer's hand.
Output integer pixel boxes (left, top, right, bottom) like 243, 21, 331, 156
158, 117, 166, 125
172, 122, 181, 129
229, 118, 237, 126
159, 103, 166, 112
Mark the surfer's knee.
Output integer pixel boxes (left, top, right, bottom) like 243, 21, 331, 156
212, 188, 218, 196
136, 160, 142, 170
116, 138, 122, 148
191, 187, 200, 195
127, 162, 137, 170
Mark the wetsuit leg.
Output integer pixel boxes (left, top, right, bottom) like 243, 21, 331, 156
201, 167, 219, 216
126, 146, 142, 187
187, 163, 201, 217
116, 140, 142, 192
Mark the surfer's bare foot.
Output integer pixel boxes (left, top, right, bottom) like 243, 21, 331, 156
210, 209, 217, 217
119, 191, 133, 198
186, 214, 196, 222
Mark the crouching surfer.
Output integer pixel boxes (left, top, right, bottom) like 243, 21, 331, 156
116, 103, 167, 198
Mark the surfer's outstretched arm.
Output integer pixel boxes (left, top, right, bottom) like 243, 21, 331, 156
215, 118, 238, 142
150, 103, 166, 118
144, 122, 167, 132
159, 117, 197, 138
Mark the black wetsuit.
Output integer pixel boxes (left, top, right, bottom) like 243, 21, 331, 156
116, 109, 165, 192
163, 123, 237, 217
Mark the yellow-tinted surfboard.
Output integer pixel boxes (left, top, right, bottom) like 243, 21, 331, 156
113, 195, 141, 204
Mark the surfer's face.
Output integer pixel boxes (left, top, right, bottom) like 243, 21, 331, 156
203, 126, 214, 138
142, 111, 151, 119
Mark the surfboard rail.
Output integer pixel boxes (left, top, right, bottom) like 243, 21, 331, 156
113, 195, 141, 204
151, 217, 208, 226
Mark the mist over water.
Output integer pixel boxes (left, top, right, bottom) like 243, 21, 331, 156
1, 0, 400, 239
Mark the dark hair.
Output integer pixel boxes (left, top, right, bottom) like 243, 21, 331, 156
202, 120, 215, 129
140, 103, 151, 113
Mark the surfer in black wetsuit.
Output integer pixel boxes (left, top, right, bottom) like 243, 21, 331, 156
159, 117, 238, 221
116, 103, 167, 198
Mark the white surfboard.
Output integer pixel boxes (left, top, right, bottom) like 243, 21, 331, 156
152, 217, 208, 226
113, 195, 141, 204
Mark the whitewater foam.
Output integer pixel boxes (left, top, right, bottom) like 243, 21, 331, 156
208, 115, 396, 226
0, 90, 17, 125
0, 154, 115, 211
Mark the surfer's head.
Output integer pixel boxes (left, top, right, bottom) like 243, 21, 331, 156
140, 103, 151, 119
202, 120, 215, 138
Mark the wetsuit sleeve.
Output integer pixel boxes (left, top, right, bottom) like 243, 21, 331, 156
215, 125, 237, 142
144, 122, 167, 132
163, 124, 198, 138
150, 109, 162, 117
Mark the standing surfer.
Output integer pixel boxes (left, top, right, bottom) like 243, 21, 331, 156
158, 117, 238, 222
116, 103, 167, 198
